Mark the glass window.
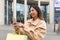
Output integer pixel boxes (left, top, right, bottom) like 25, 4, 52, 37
54, 7, 60, 24
54, 0, 60, 24
5, 0, 13, 24
16, 0, 24, 23
40, 5, 49, 23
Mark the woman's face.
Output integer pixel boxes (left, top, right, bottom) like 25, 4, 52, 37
30, 7, 38, 18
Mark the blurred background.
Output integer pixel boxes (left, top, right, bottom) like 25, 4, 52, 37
0, 0, 60, 40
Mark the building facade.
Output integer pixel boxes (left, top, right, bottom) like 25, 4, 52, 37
0, 0, 54, 27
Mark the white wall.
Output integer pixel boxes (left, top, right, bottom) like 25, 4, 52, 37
0, 0, 5, 25
49, 0, 54, 27
34, 0, 49, 2
40, 0, 49, 2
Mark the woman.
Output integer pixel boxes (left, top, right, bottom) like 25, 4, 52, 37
13, 5, 46, 40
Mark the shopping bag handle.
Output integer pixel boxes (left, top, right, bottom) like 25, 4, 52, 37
13, 28, 20, 35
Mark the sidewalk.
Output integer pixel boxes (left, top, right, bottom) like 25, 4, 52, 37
0, 24, 60, 40
44, 24, 60, 40
0, 25, 13, 40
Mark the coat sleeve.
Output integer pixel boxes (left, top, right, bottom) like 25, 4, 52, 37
33, 21, 47, 40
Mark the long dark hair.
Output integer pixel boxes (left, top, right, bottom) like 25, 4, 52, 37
29, 5, 44, 20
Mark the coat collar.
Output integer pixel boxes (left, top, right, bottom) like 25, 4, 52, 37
27, 18, 40, 26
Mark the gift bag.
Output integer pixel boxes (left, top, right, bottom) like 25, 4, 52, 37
6, 33, 28, 40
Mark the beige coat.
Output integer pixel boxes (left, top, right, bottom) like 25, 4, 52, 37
23, 18, 46, 40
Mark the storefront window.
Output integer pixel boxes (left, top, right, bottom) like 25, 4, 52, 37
5, 0, 13, 24
40, 5, 49, 23
54, 0, 60, 24
16, 0, 24, 23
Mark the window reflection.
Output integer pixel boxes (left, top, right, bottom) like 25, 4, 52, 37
40, 5, 49, 23
5, 0, 13, 24
16, 0, 24, 23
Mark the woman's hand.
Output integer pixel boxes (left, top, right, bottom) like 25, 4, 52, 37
17, 23, 24, 28
24, 29, 36, 40
13, 22, 18, 30
20, 28, 26, 35
13, 22, 24, 29
13, 22, 24, 34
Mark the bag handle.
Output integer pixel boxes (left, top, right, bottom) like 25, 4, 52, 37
13, 28, 20, 35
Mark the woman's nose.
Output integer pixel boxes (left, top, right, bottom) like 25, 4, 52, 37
30, 11, 33, 14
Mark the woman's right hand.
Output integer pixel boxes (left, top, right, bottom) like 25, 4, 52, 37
13, 22, 24, 29
13, 22, 24, 34
13, 22, 19, 34
13, 22, 18, 30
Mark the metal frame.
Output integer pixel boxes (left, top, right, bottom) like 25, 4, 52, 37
7, 0, 8, 24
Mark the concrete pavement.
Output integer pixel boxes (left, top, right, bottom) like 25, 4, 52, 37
0, 25, 13, 40
44, 24, 60, 40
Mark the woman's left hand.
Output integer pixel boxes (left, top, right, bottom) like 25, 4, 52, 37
20, 28, 26, 35
24, 29, 35, 40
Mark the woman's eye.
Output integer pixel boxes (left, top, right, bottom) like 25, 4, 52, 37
30, 9, 34, 12
31, 10, 34, 11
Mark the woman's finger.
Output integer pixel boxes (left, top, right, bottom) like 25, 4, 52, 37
18, 23, 24, 28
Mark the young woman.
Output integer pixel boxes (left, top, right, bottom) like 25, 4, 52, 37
13, 5, 46, 40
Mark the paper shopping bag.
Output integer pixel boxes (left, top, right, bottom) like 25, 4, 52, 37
6, 33, 28, 40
